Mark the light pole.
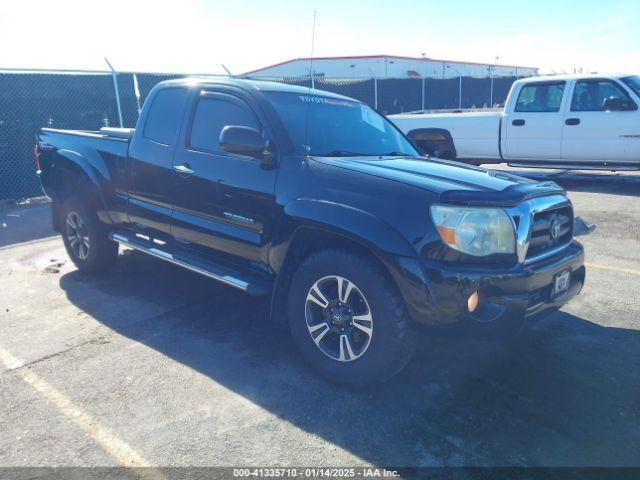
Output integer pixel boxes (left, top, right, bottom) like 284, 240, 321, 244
489, 55, 499, 107
421, 52, 427, 112
446, 64, 462, 110
309, 10, 317, 90
367, 68, 378, 110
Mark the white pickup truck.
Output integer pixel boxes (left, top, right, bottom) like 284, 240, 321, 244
390, 74, 640, 170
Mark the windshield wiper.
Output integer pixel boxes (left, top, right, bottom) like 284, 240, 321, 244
380, 151, 414, 157
316, 150, 377, 157
315, 150, 414, 157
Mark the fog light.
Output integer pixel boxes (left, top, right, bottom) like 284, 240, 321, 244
467, 291, 479, 312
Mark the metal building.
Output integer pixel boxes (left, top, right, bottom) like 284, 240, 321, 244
242, 54, 538, 79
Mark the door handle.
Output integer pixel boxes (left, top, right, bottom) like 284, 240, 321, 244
565, 118, 581, 126
512, 119, 525, 126
173, 163, 194, 175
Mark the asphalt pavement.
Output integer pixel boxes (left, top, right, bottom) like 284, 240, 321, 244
0, 167, 638, 476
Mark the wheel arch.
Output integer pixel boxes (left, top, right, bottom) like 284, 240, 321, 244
407, 127, 457, 159
51, 150, 111, 231
268, 199, 420, 324
280, 199, 416, 259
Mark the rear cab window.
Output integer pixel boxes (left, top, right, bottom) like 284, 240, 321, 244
514, 82, 566, 113
143, 88, 189, 145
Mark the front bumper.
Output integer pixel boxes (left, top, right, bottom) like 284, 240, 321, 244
387, 241, 585, 335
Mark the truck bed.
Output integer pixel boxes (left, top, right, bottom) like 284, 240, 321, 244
37, 127, 133, 199
390, 112, 502, 161
41, 127, 135, 140
39, 127, 133, 154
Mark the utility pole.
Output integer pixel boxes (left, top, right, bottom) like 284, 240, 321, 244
490, 55, 499, 107
421, 52, 427, 112
367, 68, 378, 110
446, 64, 462, 110
309, 11, 317, 89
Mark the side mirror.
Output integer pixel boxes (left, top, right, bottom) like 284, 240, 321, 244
220, 126, 271, 163
603, 96, 637, 112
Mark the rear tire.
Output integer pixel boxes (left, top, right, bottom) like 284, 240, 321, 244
60, 198, 118, 274
287, 249, 415, 387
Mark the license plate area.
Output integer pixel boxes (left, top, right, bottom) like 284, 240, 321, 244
552, 269, 571, 297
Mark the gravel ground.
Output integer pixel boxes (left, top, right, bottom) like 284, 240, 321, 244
0, 167, 638, 477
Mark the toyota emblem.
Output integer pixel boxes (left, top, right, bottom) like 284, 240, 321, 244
550, 217, 562, 240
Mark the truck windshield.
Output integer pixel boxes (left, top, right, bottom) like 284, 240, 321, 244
264, 91, 418, 157
621, 76, 640, 98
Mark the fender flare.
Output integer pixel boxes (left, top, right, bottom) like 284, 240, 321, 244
53, 149, 115, 224
55, 149, 102, 187
281, 198, 416, 262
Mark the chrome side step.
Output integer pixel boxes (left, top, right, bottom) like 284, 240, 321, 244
110, 232, 272, 296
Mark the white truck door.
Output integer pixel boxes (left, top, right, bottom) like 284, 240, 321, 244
503, 81, 566, 160
562, 78, 640, 163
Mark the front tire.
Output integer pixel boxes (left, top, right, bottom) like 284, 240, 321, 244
287, 249, 415, 387
60, 198, 118, 274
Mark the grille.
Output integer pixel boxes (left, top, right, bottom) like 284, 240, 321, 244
526, 205, 573, 261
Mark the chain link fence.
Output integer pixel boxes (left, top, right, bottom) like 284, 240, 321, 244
0, 69, 521, 201
259, 75, 518, 114
0, 70, 215, 201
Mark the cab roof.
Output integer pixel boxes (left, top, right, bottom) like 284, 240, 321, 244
159, 77, 355, 101
516, 73, 635, 83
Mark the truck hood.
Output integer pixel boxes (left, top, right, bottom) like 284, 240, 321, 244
311, 156, 566, 206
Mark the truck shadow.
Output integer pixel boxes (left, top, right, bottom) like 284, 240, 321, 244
489, 168, 640, 197
0, 203, 56, 248
59, 250, 640, 467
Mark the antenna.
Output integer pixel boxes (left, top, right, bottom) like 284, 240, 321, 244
221, 64, 234, 78
303, 10, 318, 157
309, 10, 317, 89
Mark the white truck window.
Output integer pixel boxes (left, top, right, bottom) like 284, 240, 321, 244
621, 76, 640, 97
570, 80, 633, 112
514, 82, 565, 113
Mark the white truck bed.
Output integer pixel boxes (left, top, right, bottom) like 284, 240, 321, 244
390, 112, 502, 161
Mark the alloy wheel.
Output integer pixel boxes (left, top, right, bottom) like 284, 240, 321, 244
65, 211, 90, 260
304, 275, 373, 362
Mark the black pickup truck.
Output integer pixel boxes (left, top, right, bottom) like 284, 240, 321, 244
36, 78, 586, 385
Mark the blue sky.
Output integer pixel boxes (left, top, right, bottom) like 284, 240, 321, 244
0, 0, 638, 74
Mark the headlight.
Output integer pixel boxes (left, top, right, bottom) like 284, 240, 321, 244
430, 205, 515, 256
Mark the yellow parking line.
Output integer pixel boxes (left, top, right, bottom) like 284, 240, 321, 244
0, 346, 165, 479
585, 262, 640, 276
